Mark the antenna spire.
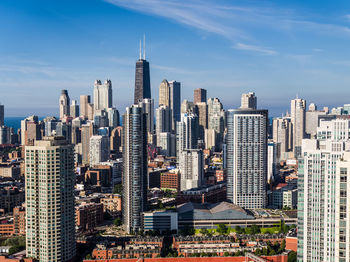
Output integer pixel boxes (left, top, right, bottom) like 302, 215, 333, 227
139, 39, 142, 60
143, 34, 146, 60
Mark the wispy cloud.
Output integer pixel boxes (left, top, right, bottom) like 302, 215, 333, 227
344, 14, 350, 22
233, 43, 277, 55
104, 0, 350, 56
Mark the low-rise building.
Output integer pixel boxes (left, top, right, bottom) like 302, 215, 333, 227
143, 211, 178, 233
0, 187, 24, 213
100, 194, 122, 217
271, 184, 297, 209
160, 170, 180, 191
176, 183, 226, 205
76, 202, 104, 232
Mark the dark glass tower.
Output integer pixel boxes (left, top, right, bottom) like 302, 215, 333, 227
134, 58, 151, 104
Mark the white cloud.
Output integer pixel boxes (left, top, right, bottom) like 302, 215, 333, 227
233, 43, 277, 55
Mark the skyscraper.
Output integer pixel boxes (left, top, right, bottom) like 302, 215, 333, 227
70, 100, 79, 118
194, 88, 207, 104
25, 137, 76, 262
272, 117, 292, 159
80, 95, 91, 119
89, 135, 110, 166
138, 98, 154, 134
0, 104, 4, 126
59, 89, 70, 119
159, 79, 170, 107
290, 98, 306, 155
122, 105, 147, 233
169, 80, 181, 130
81, 122, 93, 165
297, 118, 350, 261
176, 112, 199, 159
226, 107, 268, 209
196, 102, 207, 141
107, 108, 120, 129
134, 40, 151, 103
156, 105, 171, 135
240, 92, 257, 110
93, 79, 112, 111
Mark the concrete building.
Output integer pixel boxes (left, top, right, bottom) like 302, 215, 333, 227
80, 95, 91, 119
179, 149, 204, 191
291, 98, 306, 156
271, 184, 297, 209
107, 108, 120, 129
176, 112, 199, 159
196, 102, 207, 141
25, 137, 76, 262
194, 88, 207, 105
272, 117, 292, 159
143, 211, 178, 233
157, 132, 176, 157
110, 126, 123, 154
158, 79, 170, 107
59, 89, 70, 119
89, 135, 110, 166
297, 120, 350, 261
227, 108, 268, 209
81, 122, 93, 165
240, 92, 257, 110
122, 105, 148, 233
93, 79, 112, 111
70, 100, 79, 118
305, 104, 327, 138
76, 202, 104, 232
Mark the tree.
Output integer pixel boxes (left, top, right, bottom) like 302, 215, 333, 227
235, 226, 243, 234
250, 225, 261, 235
113, 218, 122, 226
288, 251, 297, 262
216, 224, 228, 235
113, 184, 123, 194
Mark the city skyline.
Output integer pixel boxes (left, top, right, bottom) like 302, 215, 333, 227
2, 0, 350, 117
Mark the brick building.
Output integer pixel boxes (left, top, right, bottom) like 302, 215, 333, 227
100, 194, 122, 217
76, 202, 104, 232
160, 171, 180, 191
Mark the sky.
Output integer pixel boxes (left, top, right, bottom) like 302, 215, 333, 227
1, 0, 350, 117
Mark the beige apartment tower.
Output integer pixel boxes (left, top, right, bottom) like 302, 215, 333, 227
25, 137, 76, 262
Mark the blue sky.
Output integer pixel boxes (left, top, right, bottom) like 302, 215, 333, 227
1, 0, 350, 116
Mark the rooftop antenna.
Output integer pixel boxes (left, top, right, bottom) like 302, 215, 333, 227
143, 34, 146, 60
139, 39, 142, 60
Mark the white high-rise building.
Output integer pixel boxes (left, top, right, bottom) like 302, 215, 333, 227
297, 118, 350, 262
59, 89, 70, 119
176, 112, 199, 159
272, 117, 292, 159
70, 100, 79, 118
240, 92, 257, 110
291, 98, 306, 155
25, 137, 76, 262
179, 149, 204, 191
226, 108, 268, 209
93, 79, 112, 111
89, 135, 110, 166
157, 132, 176, 157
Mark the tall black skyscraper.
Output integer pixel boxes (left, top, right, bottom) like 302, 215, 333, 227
134, 38, 151, 104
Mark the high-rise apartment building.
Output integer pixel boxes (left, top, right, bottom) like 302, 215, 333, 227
196, 102, 207, 141
93, 79, 112, 111
122, 105, 148, 233
194, 88, 207, 104
70, 100, 79, 118
138, 98, 154, 134
179, 149, 204, 191
157, 132, 176, 157
107, 108, 120, 129
176, 113, 199, 159
297, 127, 350, 262
240, 92, 257, 109
89, 135, 110, 166
226, 108, 268, 209
20, 116, 41, 146
0, 104, 4, 126
81, 123, 93, 165
25, 137, 76, 262
59, 90, 70, 119
291, 98, 306, 155
134, 46, 151, 103
272, 117, 292, 159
